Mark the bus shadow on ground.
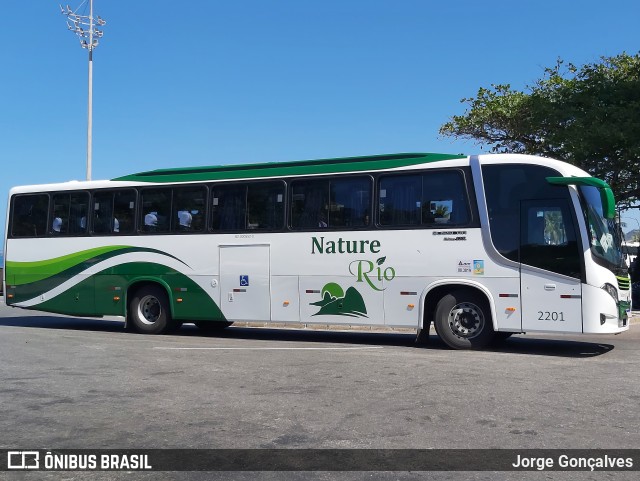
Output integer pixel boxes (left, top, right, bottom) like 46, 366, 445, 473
0, 315, 614, 358
179, 325, 615, 358
0, 314, 126, 332
484, 336, 614, 358
177, 324, 615, 358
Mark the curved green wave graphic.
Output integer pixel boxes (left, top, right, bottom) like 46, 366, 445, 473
20, 261, 225, 322
6, 246, 188, 287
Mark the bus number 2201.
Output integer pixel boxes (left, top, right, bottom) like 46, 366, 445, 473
538, 311, 565, 321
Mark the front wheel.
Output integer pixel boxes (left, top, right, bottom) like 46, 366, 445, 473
129, 285, 177, 334
433, 289, 494, 349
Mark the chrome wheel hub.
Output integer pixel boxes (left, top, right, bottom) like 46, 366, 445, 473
448, 302, 484, 339
138, 295, 161, 325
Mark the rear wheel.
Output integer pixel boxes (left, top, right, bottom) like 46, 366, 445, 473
434, 289, 494, 349
129, 285, 177, 334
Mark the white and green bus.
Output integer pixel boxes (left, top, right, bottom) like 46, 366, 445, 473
2, 153, 631, 349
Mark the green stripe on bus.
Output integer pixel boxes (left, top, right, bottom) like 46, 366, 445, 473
112, 153, 465, 183
5, 246, 188, 287
5, 246, 129, 285
27, 262, 225, 322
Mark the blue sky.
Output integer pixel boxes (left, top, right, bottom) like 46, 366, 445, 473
1, 0, 639, 242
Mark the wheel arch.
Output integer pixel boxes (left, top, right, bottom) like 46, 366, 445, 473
124, 278, 175, 328
420, 280, 497, 332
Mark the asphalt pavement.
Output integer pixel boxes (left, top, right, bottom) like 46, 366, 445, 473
1, 300, 639, 480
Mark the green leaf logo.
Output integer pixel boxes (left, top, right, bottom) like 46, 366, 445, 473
376, 256, 386, 266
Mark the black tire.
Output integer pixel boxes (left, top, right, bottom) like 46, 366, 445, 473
129, 285, 177, 334
194, 321, 234, 332
433, 289, 495, 349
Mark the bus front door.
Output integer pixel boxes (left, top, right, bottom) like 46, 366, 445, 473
219, 244, 271, 322
519, 199, 583, 332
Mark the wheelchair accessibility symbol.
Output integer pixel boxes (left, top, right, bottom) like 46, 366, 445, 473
239, 275, 249, 287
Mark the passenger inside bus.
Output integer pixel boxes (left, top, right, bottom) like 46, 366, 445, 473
52, 216, 63, 233
144, 212, 158, 230
177, 210, 192, 230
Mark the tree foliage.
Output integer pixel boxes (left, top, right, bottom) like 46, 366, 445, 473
440, 53, 640, 206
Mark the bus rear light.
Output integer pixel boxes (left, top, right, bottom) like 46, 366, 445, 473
283, 301, 290, 306
176, 298, 183, 303
113, 296, 120, 301
7, 294, 14, 299
407, 304, 415, 309
506, 307, 516, 312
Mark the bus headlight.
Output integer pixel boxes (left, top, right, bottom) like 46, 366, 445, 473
601, 283, 618, 303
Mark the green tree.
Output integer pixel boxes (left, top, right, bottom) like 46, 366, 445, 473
440, 53, 640, 206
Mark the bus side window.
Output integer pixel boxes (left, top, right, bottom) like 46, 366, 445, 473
141, 189, 171, 233
51, 194, 70, 234
69, 192, 89, 235
113, 190, 136, 234
247, 182, 285, 230
422, 170, 470, 226
11, 194, 49, 238
482, 164, 573, 262
92, 192, 114, 234
290, 180, 329, 230
520, 200, 581, 278
50, 192, 89, 235
210, 185, 246, 231
172, 186, 206, 233
378, 175, 421, 226
329, 177, 371, 228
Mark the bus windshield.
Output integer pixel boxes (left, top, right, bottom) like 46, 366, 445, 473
579, 185, 624, 270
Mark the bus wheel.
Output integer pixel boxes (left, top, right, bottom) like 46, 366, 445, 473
194, 321, 234, 331
434, 290, 494, 349
129, 285, 175, 334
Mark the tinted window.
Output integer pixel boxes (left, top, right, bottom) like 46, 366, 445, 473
11, 194, 49, 237
520, 199, 581, 278
93, 190, 136, 235
210, 185, 246, 231
379, 175, 421, 226
482, 164, 570, 261
330, 177, 371, 228
247, 182, 285, 230
378, 170, 471, 227
113, 190, 137, 235
51, 192, 89, 235
290, 180, 329, 229
291, 177, 371, 230
140, 189, 172, 233
173, 186, 206, 232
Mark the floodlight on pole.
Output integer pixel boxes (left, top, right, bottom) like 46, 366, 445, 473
60, 0, 106, 181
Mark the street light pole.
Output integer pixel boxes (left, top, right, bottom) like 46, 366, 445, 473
60, 1, 106, 181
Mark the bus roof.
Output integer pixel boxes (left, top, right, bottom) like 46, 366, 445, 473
112, 152, 466, 183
